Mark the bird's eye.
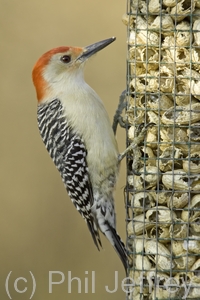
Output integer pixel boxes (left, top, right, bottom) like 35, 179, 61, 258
61, 55, 71, 63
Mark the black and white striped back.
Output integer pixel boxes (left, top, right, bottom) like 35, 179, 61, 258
37, 99, 101, 249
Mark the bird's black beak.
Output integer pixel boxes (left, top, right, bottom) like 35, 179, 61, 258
77, 37, 116, 61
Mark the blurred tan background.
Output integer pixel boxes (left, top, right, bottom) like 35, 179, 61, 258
1, 0, 127, 299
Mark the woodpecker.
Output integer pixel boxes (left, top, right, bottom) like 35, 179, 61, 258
32, 37, 127, 272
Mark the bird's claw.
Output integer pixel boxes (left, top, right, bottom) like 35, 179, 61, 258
112, 90, 127, 135
118, 122, 154, 163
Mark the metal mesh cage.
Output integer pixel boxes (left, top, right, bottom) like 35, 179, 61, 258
123, 0, 200, 299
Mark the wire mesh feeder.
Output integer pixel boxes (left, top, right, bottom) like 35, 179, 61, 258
122, 0, 200, 299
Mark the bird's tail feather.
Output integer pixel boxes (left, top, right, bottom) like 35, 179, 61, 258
87, 218, 102, 251
108, 224, 128, 275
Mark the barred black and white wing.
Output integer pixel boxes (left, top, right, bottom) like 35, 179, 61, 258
37, 99, 102, 250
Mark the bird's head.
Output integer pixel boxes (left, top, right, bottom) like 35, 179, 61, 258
32, 37, 116, 102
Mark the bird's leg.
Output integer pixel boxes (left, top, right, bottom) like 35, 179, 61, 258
114, 91, 155, 173
112, 90, 127, 135
118, 123, 155, 173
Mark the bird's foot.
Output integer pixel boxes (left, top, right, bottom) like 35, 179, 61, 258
118, 122, 155, 164
112, 90, 127, 135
